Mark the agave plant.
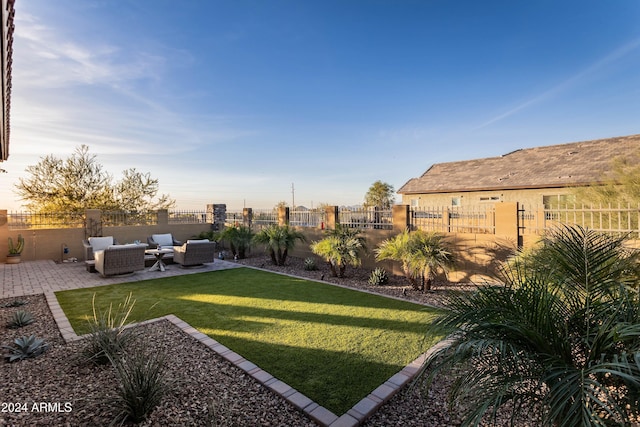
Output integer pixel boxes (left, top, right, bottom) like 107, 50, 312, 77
422, 225, 640, 426
303, 257, 318, 271
6, 310, 35, 328
3, 335, 49, 362
0, 299, 28, 308
368, 267, 389, 286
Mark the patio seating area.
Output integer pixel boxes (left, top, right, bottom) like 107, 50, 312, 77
0, 258, 242, 299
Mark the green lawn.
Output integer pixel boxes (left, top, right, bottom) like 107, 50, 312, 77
55, 268, 444, 414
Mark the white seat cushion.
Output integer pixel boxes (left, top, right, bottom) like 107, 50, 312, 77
186, 239, 209, 244
88, 236, 114, 252
152, 234, 174, 246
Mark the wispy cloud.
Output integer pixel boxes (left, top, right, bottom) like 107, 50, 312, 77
477, 38, 640, 129
12, 10, 255, 161
15, 12, 166, 89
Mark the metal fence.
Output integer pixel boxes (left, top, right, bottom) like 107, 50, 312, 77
101, 211, 158, 226
252, 209, 279, 229
339, 207, 393, 230
169, 210, 207, 224
224, 211, 244, 227
411, 206, 496, 234
520, 203, 640, 238
289, 209, 325, 227
8, 211, 85, 229
8, 209, 210, 229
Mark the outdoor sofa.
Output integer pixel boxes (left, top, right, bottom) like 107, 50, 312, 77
173, 240, 216, 267
94, 244, 146, 277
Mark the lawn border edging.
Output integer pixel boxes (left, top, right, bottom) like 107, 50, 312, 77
46, 269, 447, 427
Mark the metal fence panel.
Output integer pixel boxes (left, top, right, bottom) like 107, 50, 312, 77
411, 206, 495, 234
338, 208, 392, 230
8, 211, 85, 229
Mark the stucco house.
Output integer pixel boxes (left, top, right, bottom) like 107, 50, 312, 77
398, 134, 640, 209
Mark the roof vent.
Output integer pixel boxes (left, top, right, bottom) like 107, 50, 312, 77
567, 151, 578, 155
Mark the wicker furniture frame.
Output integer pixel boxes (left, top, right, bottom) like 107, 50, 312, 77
94, 245, 146, 277
173, 241, 216, 267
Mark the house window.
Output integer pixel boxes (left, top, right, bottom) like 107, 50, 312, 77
410, 198, 419, 208
451, 197, 461, 207
479, 196, 501, 202
543, 194, 576, 208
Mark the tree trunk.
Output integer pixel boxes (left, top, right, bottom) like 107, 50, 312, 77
339, 264, 346, 278
281, 248, 288, 266
328, 262, 338, 277
268, 249, 277, 265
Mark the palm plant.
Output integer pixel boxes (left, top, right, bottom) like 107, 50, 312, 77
422, 225, 640, 426
407, 231, 453, 291
375, 229, 453, 291
252, 224, 305, 266
220, 225, 254, 259
310, 225, 366, 277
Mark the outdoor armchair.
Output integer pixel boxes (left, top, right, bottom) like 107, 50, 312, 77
147, 233, 182, 250
94, 244, 146, 277
82, 236, 118, 261
173, 240, 216, 267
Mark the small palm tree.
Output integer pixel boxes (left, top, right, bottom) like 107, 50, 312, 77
220, 225, 254, 259
310, 225, 366, 278
375, 229, 453, 291
252, 224, 305, 266
422, 225, 640, 426
406, 231, 453, 291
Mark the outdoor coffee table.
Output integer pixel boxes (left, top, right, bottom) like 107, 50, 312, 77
145, 248, 173, 272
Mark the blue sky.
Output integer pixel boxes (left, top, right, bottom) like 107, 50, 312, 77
2, 0, 640, 211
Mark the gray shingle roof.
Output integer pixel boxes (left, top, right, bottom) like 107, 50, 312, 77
398, 134, 640, 194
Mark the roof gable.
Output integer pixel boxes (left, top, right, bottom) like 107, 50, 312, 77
398, 134, 640, 194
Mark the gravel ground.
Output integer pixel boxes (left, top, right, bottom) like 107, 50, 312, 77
0, 256, 518, 426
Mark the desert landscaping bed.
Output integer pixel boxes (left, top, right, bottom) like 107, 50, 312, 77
0, 257, 480, 426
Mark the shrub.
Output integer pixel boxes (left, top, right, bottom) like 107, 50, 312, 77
111, 344, 168, 424
82, 293, 137, 365
3, 335, 49, 362
6, 310, 34, 328
303, 257, 318, 271
368, 268, 389, 286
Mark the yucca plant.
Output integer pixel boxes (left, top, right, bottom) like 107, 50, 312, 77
111, 345, 168, 424
368, 267, 389, 286
6, 310, 34, 328
422, 225, 640, 426
3, 335, 49, 362
82, 292, 137, 365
